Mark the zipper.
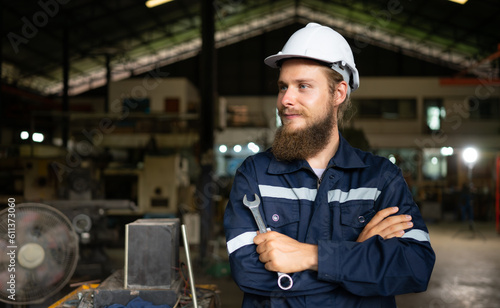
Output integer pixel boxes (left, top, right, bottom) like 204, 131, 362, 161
317, 174, 324, 188
317, 163, 335, 188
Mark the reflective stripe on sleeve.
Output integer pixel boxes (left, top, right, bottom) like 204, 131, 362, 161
226, 228, 271, 255
227, 231, 257, 255
402, 229, 431, 242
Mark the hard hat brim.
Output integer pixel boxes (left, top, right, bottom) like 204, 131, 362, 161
264, 53, 327, 68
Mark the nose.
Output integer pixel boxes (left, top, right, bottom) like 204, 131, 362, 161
278, 88, 295, 108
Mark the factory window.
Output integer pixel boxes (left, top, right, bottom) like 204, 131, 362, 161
468, 97, 500, 119
353, 98, 416, 119
424, 99, 445, 132
422, 148, 447, 180
227, 105, 249, 126
373, 148, 419, 181
226, 105, 267, 127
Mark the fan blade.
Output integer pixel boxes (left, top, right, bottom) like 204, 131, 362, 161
0, 203, 79, 305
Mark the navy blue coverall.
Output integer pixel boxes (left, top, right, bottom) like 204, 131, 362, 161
224, 134, 435, 307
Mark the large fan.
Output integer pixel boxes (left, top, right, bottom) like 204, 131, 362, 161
0, 203, 79, 305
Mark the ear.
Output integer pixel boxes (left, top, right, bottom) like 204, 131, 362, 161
333, 81, 348, 107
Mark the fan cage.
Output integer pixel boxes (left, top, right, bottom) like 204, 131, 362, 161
0, 203, 79, 305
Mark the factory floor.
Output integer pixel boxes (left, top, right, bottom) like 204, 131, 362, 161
191, 221, 500, 308
394, 221, 500, 308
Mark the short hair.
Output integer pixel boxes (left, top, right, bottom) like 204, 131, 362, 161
320, 65, 352, 128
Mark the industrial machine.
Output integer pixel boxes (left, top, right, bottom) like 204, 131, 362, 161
103, 154, 190, 215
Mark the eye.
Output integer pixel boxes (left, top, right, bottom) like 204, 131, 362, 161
279, 85, 288, 91
299, 84, 309, 89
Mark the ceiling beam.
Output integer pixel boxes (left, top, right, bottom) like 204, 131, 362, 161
3, 0, 497, 96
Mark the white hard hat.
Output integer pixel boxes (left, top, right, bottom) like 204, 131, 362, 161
264, 23, 360, 93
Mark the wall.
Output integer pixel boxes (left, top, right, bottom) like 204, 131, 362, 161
216, 77, 500, 149
108, 77, 199, 114
351, 77, 500, 149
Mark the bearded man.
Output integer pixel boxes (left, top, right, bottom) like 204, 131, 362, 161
224, 23, 435, 308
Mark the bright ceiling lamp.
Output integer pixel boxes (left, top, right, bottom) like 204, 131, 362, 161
448, 0, 468, 4
32, 133, 44, 143
146, 0, 174, 8
219, 145, 227, 153
20, 131, 29, 140
463, 147, 478, 165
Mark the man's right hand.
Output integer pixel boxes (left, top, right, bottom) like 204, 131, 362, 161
356, 207, 413, 242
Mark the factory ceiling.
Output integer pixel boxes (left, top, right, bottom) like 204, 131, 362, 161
2, 0, 500, 98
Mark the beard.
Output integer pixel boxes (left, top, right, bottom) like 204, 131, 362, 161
271, 103, 336, 162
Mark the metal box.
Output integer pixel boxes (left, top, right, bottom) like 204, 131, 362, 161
125, 218, 180, 289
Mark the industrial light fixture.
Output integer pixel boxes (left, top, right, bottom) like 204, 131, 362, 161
448, 0, 468, 4
32, 133, 45, 143
20, 131, 29, 140
219, 145, 227, 153
463, 147, 478, 165
462, 147, 478, 182
247, 142, 260, 153
440, 147, 454, 156
145, 0, 174, 8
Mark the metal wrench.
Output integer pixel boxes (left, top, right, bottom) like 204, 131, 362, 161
243, 193, 294, 290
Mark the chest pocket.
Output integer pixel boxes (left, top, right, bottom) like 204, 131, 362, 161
340, 201, 376, 241
263, 199, 300, 239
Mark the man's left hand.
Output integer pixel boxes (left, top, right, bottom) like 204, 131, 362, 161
356, 206, 412, 242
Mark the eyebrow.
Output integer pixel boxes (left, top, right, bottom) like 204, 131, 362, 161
277, 78, 316, 85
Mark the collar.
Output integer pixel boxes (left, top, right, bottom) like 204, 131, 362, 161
330, 133, 368, 169
267, 133, 368, 175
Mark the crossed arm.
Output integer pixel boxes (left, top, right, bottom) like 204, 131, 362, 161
253, 206, 413, 273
